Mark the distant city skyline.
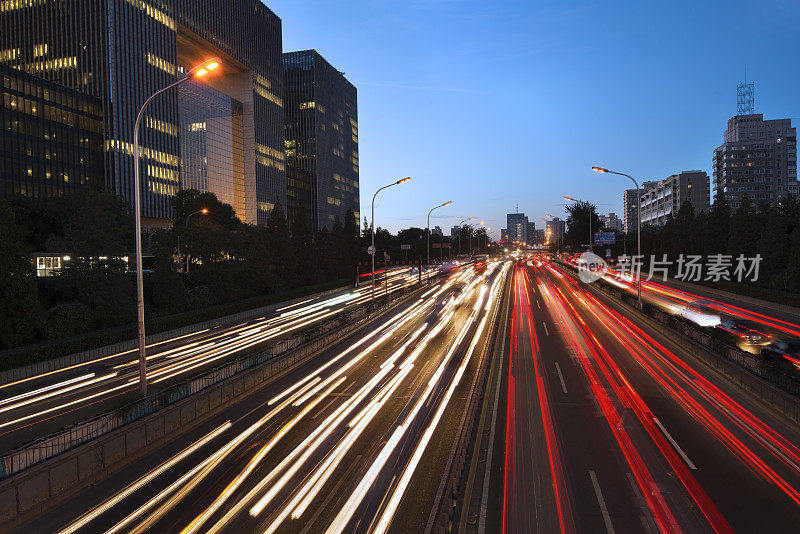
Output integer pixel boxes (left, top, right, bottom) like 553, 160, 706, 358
273, 0, 800, 233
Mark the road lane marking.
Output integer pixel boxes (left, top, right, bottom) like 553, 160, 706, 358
542, 321, 549, 336
478, 351, 506, 533
589, 470, 616, 534
653, 418, 697, 470
554, 362, 568, 394
536, 300, 541, 309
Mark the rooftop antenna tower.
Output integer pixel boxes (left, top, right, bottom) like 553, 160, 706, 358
737, 70, 754, 114
516, 202, 519, 213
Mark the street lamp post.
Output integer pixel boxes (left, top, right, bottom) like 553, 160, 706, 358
132, 57, 221, 396
457, 217, 475, 257
427, 201, 452, 282
371, 177, 410, 300
178, 208, 208, 273
593, 166, 642, 307
564, 196, 594, 253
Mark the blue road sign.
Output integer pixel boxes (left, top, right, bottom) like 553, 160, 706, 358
594, 231, 616, 245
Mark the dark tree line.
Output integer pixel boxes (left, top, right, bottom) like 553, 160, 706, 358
0, 190, 360, 350
561, 193, 800, 294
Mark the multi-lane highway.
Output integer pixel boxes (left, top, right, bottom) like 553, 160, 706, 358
5, 253, 800, 533
488, 258, 800, 533
0, 267, 421, 451
11, 260, 509, 534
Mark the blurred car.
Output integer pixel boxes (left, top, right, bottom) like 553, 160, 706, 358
679, 300, 721, 327
715, 319, 772, 346
760, 339, 800, 371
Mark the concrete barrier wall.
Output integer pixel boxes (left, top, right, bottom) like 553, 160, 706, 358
0, 286, 416, 527
0, 286, 348, 385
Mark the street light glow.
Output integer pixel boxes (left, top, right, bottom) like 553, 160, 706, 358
191, 57, 222, 78
201, 208, 209, 214
563, 196, 575, 202
396, 177, 411, 184
592, 166, 609, 173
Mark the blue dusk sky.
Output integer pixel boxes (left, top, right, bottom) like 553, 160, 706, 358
271, 0, 800, 235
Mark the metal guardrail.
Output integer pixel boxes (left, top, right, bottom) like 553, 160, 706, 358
0, 285, 415, 479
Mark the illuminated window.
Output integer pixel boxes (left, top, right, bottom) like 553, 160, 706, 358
33, 44, 48, 57
147, 53, 176, 76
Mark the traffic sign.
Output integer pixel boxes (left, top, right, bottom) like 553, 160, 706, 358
594, 231, 616, 245
367, 245, 376, 255
605, 248, 612, 258
401, 244, 411, 250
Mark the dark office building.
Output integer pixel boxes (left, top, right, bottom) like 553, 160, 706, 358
284, 49, 359, 231
1, 0, 285, 226
1, 63, 104, 198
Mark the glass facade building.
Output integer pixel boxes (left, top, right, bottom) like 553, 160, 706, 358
1, 0, 285, 225
284, 49, 359, 231
1, 63, 103, 198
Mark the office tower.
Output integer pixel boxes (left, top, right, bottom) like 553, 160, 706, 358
284, 49, 359, 231
1, 0, 285, 226
545, 217, 565, 243
506, 212, 528, 244
1, 63, 104, 198
600, 212, 624, 233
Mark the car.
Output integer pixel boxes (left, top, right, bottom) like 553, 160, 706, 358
715, 319, 772, 346
679, 300, 721, 327
760, 339, 800, 371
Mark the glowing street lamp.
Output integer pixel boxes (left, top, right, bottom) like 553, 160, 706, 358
593, 166, 642, 307
427, 201, 452, 281
457, 216, 476, 256
371, 177, 410, 299
181, 208, 209, 273
132, 57, 222, 396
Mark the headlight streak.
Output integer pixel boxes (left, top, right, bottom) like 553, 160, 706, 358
0, 372, 117, 414
0, 329, 207, 391
108, 374, 325, 534
56, 421, 232, 534
370, 293, 488, 534
178, 375, 341, 534
0, 373, 96, 406
29, 271, 502, 534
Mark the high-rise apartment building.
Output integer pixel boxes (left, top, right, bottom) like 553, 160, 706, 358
545, 218, 565, 244
284, 50, 359, 231
639, 171, 709, 226
1, 0, 286, 226
623, 188, 644, 234
713, 114, 797, 210
506, 212, 528, 244
600, 212, 624, 233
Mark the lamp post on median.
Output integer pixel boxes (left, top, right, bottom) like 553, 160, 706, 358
457, 216, 475, 257
427, 201, 453, 282
178, 208, 208, 273
133, 57, 222, 396
371, 177, 410, 300
593, 166, 642, 308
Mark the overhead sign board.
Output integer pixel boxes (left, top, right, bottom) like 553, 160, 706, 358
594, 231, 616, 245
